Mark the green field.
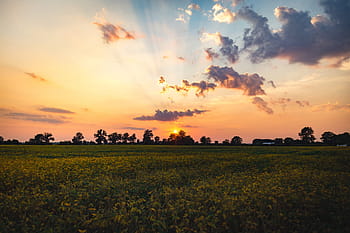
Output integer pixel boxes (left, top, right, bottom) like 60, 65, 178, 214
0, 145, 349, 233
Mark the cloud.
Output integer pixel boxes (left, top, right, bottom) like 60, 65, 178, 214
202, 32, 239, 63
238, 0, 350, 65
212, 3, 236, 23
176, 4, 201, 23
24, 72, 47, 82
181, 125, 199, 128
252, 97, 274, 114
205, 48, 220, 61
206, 65, 266, 96
267, 80, 276, 88
177, 56, 185, 61
121, 126, 145, 131
3, 112, 67, 124
160, 77, 217, 97
38, 107, 75, 114
134, 109, 207, 121
312, 103, 350, 112
232, 0, 244, 7
188, 3, 200, 10
219, 35, 239, 63
295, 100, 310, 107
94, 12, 135, 44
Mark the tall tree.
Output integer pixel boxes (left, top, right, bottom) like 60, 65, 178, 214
231, 136, 242, 145
154, 136, 160, 144
0, 136, 3, 144
168, 130, 194, 145
321, 131, 336, 145
143, 129, 153, 144
43, 132, 54, 144
72, 132, 84, 144
298, 127, 315, 144
94, 129, 107, 144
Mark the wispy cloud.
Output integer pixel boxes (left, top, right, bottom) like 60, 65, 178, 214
134, 109, 207, 121
252, 97, 274, 114
121, 126, 145, 131
176, 3, 201, 23
38, 107, 75, 114
3, 112, 68, 124
24, 72, 47, 82
312, 103, 350, 112
160, 77, 217, 97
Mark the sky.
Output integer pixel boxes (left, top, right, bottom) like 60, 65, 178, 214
0, 0, 349, 143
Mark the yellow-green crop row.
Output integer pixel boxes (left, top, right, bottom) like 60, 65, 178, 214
0, 145, 349, 233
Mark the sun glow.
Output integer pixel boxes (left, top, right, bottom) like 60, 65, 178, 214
172, 129, 179, 134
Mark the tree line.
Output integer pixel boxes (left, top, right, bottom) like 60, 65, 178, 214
0, 127, 349, 146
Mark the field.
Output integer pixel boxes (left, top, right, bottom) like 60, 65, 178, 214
0, 145, 349, 233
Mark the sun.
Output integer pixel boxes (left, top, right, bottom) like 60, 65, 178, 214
172, 129, 179, 134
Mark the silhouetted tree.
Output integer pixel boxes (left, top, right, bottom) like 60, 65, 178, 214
128, 133, 137, 144
42, 133, 54, 144
298, 127, 315, 144
222, 139, 230, 145
231, 136, 242, 145
321, 131, 336, 145
200, 136, 211, 144
143, 129, 154, 144
275, 138, 283, 145
122, 133, 129, 144
154, 136, 160, 144
94, 129, 107, 144
168, 130, 194, 145
72, 132, 84, 145
333, 132, 350, 145
108, 132, 121, 144
284, 137, 294, 145
0, 136, 3, 144
33, 134, 45, 144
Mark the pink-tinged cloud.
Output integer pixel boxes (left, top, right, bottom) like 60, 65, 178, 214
160, 77, 216, 97
24, 72, 47, 82
134, 109, 207, 122
206, 65, 266, 96
205, 48, 219, 61
312, 103, 350, 112
252, 97, 274, 114
94, 22, 135, 43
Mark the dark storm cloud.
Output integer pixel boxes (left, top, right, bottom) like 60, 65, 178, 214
24, 72, 47, 82
134, 109, 207, 122
94, 21, 135, 43
38, 107, 75, 114
238, 0, 350, 65
4, 112, 67, 124
252, 97, 274, 114
206, 65, 266, 96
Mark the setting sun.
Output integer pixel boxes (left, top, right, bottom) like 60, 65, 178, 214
172, 129, 179, 134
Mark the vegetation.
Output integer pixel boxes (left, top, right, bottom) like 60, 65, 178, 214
0, 145, 349, 233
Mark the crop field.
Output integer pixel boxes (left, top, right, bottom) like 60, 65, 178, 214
0, 145, 349, 233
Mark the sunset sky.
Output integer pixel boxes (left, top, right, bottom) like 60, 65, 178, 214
0, 0, 349, 143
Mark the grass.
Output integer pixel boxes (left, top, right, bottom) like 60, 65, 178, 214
0, 145, 349, 233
